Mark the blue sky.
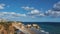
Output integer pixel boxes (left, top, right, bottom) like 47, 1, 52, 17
0, 0, 60, 22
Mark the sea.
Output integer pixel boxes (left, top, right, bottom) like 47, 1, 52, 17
22, 22, 60, 34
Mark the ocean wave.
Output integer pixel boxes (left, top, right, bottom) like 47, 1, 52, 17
40, 30, 49, 34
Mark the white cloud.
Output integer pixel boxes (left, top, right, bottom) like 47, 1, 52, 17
0, 4, 6, 9
27, 9, 45, 17
12, 13, 26, 17
0, 12, 27, 19
21, 1, 60, 18
0, 12, 16, 15
22, 6, 34, 10
45, 1, 60, 17
39, 13, 45, 16
45, 10, 60, 17
28, 9, 40, 14
53, 1, 60, 10
30, 9, 40, 14
22, 6, 45, 18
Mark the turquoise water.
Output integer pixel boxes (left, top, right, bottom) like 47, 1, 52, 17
23, 22, 60, 34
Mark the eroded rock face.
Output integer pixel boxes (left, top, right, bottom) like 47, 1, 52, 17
0, 22, 41, 34
0, 25, 8, 34
8, 25, 15, 34
12, 23, 36, 34
0, 22, 25, 34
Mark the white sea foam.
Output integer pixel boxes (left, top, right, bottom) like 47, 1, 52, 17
40, 30, 49, 34
40, 30, 45, 32
45, 32, 49, 34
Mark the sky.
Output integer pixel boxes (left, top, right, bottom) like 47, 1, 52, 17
0, 0, 60, 22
